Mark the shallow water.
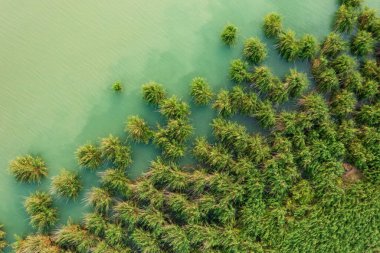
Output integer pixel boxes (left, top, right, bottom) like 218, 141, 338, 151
0, 0, 379, 249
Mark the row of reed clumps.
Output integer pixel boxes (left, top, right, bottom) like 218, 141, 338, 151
6, 0, 380, 252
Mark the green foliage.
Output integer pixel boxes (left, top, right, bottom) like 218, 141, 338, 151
340, 0, 363, 8
357, 103, 380, 127
76, 144, 102, 170
51, 169, 82, 199
314, 68, 340, 92
229, 59, 248, 83
85, 187, 113, 213
0, 224, 6, 252
213, 89, 234, 117
330, 89, 357, 118
125, 115, 152, 144
112, 81, 123, 92
252, 66, 275, 95
361, 59, 380, 81
9, 155, 47, 183
53, 223, 96, 253
142, 82, 166, 105
351, 30, 375, 56
284, 69, 309, 97
334, 5, 357, 33
243, 37, 267, 64
13, 235, 60, 253
159, 96, 190, 119
254, 100, 276, 128
99, 168, 132, 197
321, 32, 347, 58
330, 54, 357, 78
190, 77, 213, 105
221, 24, 237, 46
358, 7, 380, 39
276, 30, 299, 61
24, 191, 57, 231
263, 13, 283, 38
298, 34, 318, 60
357, 79, 379, 99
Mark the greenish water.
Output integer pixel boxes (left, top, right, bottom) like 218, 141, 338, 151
0, 0, 379, 248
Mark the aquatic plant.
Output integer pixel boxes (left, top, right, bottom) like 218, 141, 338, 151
284, 69, 309, 97
361, 59, 380, 81
298, 34, 318, 60
358, 7, 380, 39
356, 103, 380, 127
254, 100, 276, 128
314, 68, 340, 92
100, 134, 121, 161
159, 96, 190, 119
213, 89, 233, 117
357, 79, 378, 99
334, 5, 357, 33
251, 66, 275, 94
330, 89, 357, 118
263, 13, 283, 38
112, 81, 123, 92
76, 144, 102, 170
99, 168, 132, 197
340, 0, 363, 8
125, 115, 152, 144
51, 169, 82, 199
142, 82, 166, 105
220, 24, 237, 46
9, 155, 47, 183
53, 222, 96, 253
351, 30, 375, 56
276, 30, 299, 61
321, 32, 347, 58
13, 235, 60, 253
0, 224, 6, 252
190, 77, 213, 105
24, 191, 57, 231
243, 37, 267, 64
85, 187, 113, 214
330, 54, 357, 78
83, 212, 107, 237
229, 59, 248, 83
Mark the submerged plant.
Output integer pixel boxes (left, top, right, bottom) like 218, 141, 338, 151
24, 191, 57, 231
243, 37, 267, 64
51, 169, 82, 199
9, 155, 47, 183
334, 5, 357, 33
125, 115, 152, 144
221, 24, 237, 46
76, 144, 102, 170
190, 77, 213, 105
276, 30, 299, 61
263, 13, 283, 38
142, 82, 166, 105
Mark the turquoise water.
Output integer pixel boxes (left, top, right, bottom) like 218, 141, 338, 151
0, 0, 379, 248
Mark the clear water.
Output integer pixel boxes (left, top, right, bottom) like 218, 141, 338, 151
0, 0, 379, 249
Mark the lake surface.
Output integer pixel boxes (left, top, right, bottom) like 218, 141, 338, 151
0, 0, 379, 249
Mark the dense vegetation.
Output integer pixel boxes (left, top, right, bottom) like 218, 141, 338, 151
6, 1, 380, 252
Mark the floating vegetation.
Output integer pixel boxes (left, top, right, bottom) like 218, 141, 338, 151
8, 1, 380, 252
112, 81, 123, 92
